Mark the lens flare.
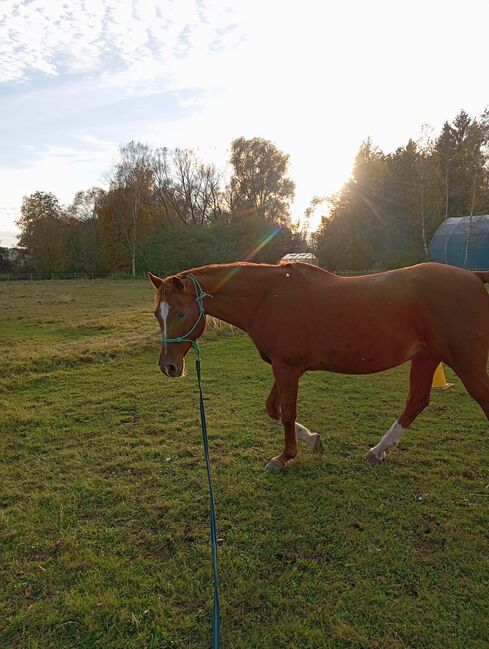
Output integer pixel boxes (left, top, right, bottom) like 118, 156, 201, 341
214, 226, 282, 291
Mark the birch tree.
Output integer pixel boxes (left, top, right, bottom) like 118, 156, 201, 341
112, 142, 153, 276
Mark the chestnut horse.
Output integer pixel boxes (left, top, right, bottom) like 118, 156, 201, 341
149, 262, 489, 471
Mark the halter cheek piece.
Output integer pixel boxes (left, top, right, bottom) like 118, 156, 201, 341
160, 274, 212, 357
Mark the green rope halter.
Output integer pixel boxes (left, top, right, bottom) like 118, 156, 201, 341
160, 274, 211, 357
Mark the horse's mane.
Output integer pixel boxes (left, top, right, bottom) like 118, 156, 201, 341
182, 260, 328, 277
183, 261, 280, 275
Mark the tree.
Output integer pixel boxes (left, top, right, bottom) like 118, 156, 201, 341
435, 121, 456, 219
415, 125, 442, 255
387, 140, 422, 250
96, 186, 134, 272
17, 191, 61, 245
303, 195, 327, 234
228, 137, 295, 224
67, 188, 107, 272
111, 141, 153, 276
478, 107, 489, 214
151, 147, 223, 226
466, 112, 489, 216
17, 191, 67, 273
68, 187, 106, 222
314, 139, 421, 270
435, 110, 489, 221
461, 112, 489, 266
0, 246, 11, 273
451, 110, 477, 216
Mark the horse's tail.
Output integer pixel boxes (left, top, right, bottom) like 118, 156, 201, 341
473, 270, 489, 284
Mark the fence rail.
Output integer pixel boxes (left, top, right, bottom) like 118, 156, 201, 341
0, 272, 140, 282
0, 267, 390, 282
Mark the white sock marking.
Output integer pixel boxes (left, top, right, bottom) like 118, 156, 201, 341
369, 420, 406, 459
295, 422, 318, 449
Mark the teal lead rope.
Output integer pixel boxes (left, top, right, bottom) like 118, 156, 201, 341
195, 348, 220, 648
160, 275, 220, 648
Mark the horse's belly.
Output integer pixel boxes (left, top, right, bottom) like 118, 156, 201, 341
313, 338, 422, 374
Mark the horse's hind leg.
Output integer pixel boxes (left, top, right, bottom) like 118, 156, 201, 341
295, 423, 324, 453
451, 364, 489, 420
266, 380, 324, 456
365, 352, 439, 461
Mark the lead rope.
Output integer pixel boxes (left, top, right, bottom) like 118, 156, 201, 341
160, 276, 220, 648
195, 344, 220, 649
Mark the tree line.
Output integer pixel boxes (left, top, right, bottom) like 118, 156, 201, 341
314, 109, 489, 269
9, 137, 303, 276
5, 108, 489, 276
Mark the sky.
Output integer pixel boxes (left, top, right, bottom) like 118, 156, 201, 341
1, 0, 488, 247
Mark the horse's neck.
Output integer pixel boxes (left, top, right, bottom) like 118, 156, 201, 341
192, 264, 274, 331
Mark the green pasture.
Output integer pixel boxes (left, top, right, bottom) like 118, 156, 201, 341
0, 279, 488, 648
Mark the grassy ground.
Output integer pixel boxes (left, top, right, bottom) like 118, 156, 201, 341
1, 279, 488, 648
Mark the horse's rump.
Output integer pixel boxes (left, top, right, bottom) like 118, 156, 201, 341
474, 270, 489, 284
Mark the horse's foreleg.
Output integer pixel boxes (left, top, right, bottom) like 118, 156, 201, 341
265, 381, 281, 420
365, 352, 439, 461
265, 366, 300, 471
266, 381, 324, 453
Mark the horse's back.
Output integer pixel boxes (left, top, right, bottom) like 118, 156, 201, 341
254, 262, 489, 372
340, 262, 489, 368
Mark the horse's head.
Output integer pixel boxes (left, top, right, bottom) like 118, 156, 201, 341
148, 272, 207, 377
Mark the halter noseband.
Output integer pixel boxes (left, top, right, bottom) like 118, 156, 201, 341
160, 274, 211, 357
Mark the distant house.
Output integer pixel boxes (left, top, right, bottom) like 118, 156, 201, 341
429, 216, 489, 270
280, 252, 319, 266
5, 247, 22, 261
4, 247, 29, 267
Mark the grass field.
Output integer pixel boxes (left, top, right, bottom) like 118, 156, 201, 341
1, 279, 488, 648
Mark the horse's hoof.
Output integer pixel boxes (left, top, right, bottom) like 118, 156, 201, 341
265, 459, 286, 472
364, 448, 386, 462
312, 433, 324, 454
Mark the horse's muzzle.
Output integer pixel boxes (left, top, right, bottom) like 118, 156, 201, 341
161, 363, 182, 378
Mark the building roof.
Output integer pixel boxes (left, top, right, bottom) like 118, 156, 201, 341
429, 215, 489, 270
281, 253, 318, 263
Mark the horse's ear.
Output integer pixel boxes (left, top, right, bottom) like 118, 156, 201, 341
170, 275, 185, 292
148, 272, 163, 290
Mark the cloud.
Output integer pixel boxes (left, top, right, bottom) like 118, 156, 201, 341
0, 0, 245, 88
1, 0, 488, 239
0, 134, 118, 229
0, 230, 19, 247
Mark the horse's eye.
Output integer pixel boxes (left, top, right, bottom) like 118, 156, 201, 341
177, 312, 186, 319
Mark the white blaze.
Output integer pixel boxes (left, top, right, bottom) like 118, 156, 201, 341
160, 301, 169, 352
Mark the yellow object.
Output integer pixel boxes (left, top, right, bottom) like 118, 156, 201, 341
432, 363, 453, 389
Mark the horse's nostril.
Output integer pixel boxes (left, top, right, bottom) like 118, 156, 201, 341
166, 363, 178, 377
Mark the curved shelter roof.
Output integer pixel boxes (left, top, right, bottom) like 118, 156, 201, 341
429, 216, 489, 270
281, 253, 319, 265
